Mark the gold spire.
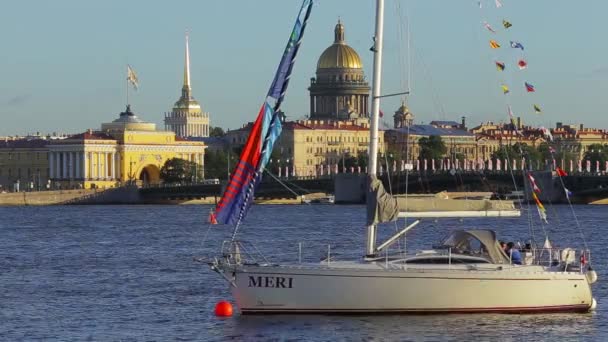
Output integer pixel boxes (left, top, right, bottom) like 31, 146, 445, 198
174, 30, 200, 109
182, 31, 192, 99
334, 19, 345, 44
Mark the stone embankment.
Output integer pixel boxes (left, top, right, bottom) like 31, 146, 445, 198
0, 187, 141, 205
0, 189, 99, 206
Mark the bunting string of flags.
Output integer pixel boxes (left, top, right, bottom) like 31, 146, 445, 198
478, 0, 542, 117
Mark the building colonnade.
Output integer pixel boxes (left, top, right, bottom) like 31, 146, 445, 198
48, 151, 120, 180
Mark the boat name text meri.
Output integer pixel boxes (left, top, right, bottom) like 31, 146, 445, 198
248, 276, 293, 288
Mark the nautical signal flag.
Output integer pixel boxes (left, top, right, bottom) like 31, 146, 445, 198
501, 84, 510, 94
490, 40, 501, 49
503, 19, 512, 29
495, 61, 505, 71
517, 59, 528, 70
525, 82, 535, 92
534, 104, 542, 113
495, 0, 503, 8
556, 167, 568, 177
510, 41, 524, 50
484, 21, 496, 33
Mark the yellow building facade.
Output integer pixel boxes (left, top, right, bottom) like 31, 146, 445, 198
44, 105, 205, 189
226, 119, 384, 176
0, 139, 50, 191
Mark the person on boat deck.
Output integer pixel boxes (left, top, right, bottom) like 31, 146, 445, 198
506, 242, 522, 265
500, 241, 507, 252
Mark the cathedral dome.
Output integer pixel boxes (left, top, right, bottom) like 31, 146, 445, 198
317, 21, 362, 70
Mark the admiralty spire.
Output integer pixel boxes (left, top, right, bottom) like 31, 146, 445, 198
164, 32, 210, 137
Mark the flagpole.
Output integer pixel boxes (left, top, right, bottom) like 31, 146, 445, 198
126, 64, 129, 106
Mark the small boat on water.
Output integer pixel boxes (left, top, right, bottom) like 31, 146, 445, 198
301, 194, 334, 204
205, 0, 597, 314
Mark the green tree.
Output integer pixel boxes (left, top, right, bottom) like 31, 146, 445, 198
209, 126, 226, 137
418, 135, 447, 162
492, 142, 541, 167
204, 149, 237, 180
583, 144, 608, 170
160, 158, 202, 183
357, 153, 368, 169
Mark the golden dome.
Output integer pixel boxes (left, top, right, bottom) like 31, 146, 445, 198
317, 20, 362, 70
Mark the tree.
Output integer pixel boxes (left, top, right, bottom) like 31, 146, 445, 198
160, 158, 202, 184
418, 135, 447, 162
209, 126, 226, 137
492, 142, 540, 166
583, 144, 608, 171
204, 149, 237, 180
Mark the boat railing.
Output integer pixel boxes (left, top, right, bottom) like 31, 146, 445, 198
217, 240, 345, 266
219, 240, 272, 266
517, 247, 591, 270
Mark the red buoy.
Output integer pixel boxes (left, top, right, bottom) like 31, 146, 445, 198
215, 301, 233, 317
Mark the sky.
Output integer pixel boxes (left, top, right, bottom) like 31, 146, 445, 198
1, 0, 607, 136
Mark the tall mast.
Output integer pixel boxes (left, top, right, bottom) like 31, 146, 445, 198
366, 0, 385, 257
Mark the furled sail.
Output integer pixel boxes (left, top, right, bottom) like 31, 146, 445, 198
366, 176, 399, 226
215, 0, 313, 226
367, 176, 519, 225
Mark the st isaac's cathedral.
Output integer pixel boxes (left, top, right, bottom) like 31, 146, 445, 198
227, 21, 384, 177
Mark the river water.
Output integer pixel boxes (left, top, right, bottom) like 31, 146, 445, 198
0, 204, 606, 341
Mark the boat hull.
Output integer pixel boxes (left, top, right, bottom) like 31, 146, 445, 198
226, 264, 593, 314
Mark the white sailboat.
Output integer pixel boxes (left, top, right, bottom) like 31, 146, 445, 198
209, 0, 597, 314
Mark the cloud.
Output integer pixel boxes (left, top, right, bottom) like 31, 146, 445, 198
5, 94, 31, 106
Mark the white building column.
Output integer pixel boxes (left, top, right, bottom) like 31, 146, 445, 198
104, 152, 109, 179
111, 152, 116, 179
87, 152, 92, 179
55, 152, 61, 179
68, 152, 74, 179
97, 152, 101, 179
49, 152, 55, 179
75, 152, 81, 179
62, 152, 68, 179
115, 153, 121, 180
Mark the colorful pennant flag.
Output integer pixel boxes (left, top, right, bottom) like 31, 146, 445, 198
502, 19, 512, 29
534, 104, 542, 113
525, 82, 535, 92
564, 188, 573, 199
495, 61, 505, 71
510, 41, 524, 50
495, 0, 503, 8
556, 167, 568, 177
501, 84, 510, 94
484, 21, 497, 33
517, 59, 528, 70
528, 173, 542, 193
490, 40, 501, 49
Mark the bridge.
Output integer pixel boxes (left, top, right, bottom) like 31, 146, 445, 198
137, 170, 608, 204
